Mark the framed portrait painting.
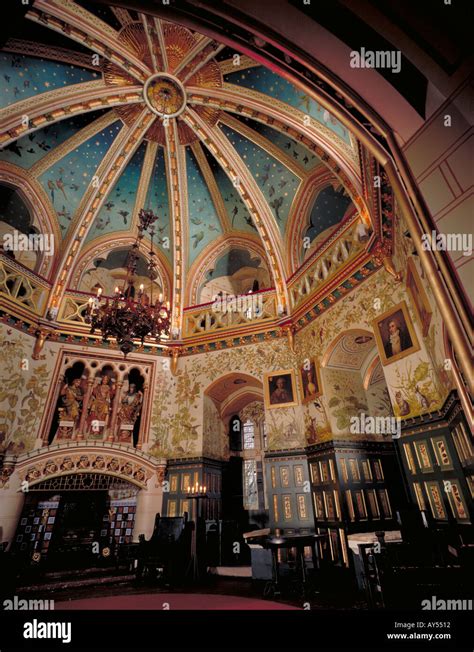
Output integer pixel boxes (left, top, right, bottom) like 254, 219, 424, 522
264, 369, 298, 409
406, 257, 432, 337
372, 301, 420, 365
299, 359, 322, 404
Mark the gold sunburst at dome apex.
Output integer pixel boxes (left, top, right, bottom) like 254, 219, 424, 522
103, 20, 222, 145
144, 75, 186, 117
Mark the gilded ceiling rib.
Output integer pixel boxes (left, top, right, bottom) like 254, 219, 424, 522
164, 119, 188, 337
219, 56, 260, 75
140, 14, 160, 73
183, 106, 290, 315
154, 18, 169, 72
110, 7, 134, 27
0, 82, 142, 148
130, 139, 158, 233
30, 111, 120, 178
28, 0, 151, 84
190, 141, 231, 233
47, 108, 155, 313
181, 43, 226, 85
2, 40, 104, 71
188, 84, 360, 176
173, 36, 214, 76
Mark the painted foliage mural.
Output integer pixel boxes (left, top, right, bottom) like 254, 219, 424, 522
296, 266, 451, 426
148, 337, 307, 458
0, 325, 51, 455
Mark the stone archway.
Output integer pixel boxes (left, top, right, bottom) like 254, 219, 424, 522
0, 443, 167, 550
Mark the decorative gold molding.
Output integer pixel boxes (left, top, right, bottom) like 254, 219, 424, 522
219, 56, 260, 75
164, 119, 187, 337
3, 39, 104, 70
0, 82, 141, 148
140, 14, 159, 73
111, 7, 135, 27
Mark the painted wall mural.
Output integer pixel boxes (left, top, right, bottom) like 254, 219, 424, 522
0, 112, 104, 169
86, 141, 147, 242
0, 325, 51, 455
219, 124, 301, 232
295, 264, 451, 423
224, 66, 351, 144
0, 53, 99, 109
393, 207, 453, 400
38, 120, 123, 236
147, 337, 306, 458
144, 147, 172, 261
186, 148, 223, 264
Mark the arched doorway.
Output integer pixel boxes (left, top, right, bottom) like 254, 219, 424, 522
204, 373, 268, 540
321, 329, 394, 438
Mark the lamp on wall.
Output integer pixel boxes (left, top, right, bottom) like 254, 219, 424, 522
85, 208, 170, 356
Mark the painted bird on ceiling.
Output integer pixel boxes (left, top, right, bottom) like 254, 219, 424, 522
192, 231, 204, 248
270, 196, 284, 220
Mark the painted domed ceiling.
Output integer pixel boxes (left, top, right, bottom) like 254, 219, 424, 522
0, 0, 369, 341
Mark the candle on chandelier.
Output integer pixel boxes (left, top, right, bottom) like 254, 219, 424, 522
139, 284, 144, 292
114, 286, 119, 294
159, 293, 163, 303
96, 288, 102, 297
187, 485, 190, 493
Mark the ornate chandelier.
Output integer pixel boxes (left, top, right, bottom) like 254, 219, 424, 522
85, 208, 170, 355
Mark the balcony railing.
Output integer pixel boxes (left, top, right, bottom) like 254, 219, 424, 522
288, 216, 369, 311
182, 291, 277, 338
0, 255, 49, 316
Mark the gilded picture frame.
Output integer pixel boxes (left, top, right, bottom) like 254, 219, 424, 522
406, 257, 432, 337
299, 358, 323, 404
372, 301, 420, 366
264, 369, 298, 409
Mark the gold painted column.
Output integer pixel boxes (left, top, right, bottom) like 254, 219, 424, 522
108, 381, 124, 442
136, 383, 148, 450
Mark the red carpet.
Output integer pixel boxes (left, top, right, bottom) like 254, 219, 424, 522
56, 593, 298, 610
